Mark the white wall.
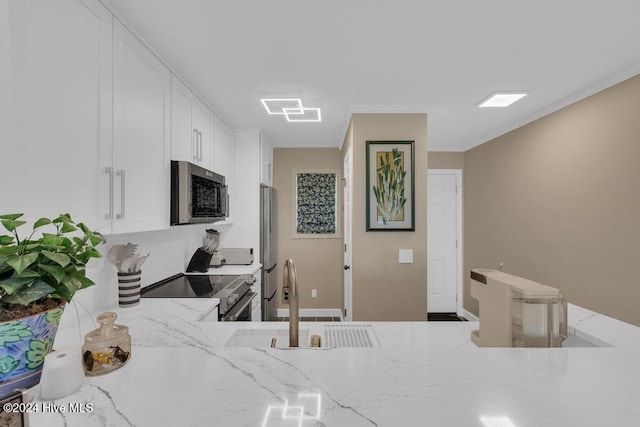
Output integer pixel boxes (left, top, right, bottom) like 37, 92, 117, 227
0, 1, 8, 149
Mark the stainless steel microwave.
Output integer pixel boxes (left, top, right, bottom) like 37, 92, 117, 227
170, 161, 228, 225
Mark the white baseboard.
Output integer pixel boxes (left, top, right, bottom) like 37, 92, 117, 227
276, 308, 343, 321
462, 309, 479, 321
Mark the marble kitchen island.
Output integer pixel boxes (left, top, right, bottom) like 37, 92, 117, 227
28, 300, 640, 427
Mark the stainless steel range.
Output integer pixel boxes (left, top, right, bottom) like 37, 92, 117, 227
141, 274, 256, 321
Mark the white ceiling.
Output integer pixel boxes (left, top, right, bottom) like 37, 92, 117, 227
104, 0, 640, 151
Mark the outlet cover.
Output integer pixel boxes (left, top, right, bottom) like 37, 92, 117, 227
311, 289, 317, 298
399, 249, 413, 264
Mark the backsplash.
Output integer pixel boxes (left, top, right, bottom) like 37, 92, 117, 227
74, 222, 235, 314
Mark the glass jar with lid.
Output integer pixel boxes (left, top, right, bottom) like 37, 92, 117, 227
82, 312, 131, 376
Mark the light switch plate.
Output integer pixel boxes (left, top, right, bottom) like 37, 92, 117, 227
399, 249, 413, 264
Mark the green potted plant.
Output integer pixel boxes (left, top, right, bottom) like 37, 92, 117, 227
0, 213, 103, 396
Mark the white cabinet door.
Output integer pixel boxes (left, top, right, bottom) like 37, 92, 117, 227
171, 75, 214, 170
192, 98, 214, 170
3, 0, 112, 231
112, 20, 171, 234
214, 116, 235, 217
170, 76, 197, 163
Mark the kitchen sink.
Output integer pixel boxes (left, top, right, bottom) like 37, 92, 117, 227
224, 324, 379, 348
225, 328, 311, 348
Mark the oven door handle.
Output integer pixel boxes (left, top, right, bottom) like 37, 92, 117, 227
221, 292, 256, 321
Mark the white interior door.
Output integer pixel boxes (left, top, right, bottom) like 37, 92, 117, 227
343, 148, 353, 321
427, 170, 461, 313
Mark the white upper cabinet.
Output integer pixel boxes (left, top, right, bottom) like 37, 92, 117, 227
171, 75, 214, 170
4, 0, 235, 235
214, 117, 235, 192
3, 0, 113, 231
112, 19, 171, 234
214, 117, 235, 220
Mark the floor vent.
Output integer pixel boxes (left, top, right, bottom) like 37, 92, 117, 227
324, 324, 377, 348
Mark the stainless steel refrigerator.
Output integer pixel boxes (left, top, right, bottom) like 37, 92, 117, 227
260, 184, 278, 320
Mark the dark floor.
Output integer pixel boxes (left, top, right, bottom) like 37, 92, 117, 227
427, 313, 467, 321
276, 317, 341, 322
275, 314, 467, 322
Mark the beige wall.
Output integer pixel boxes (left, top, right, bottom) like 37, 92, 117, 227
345, 113, 428, 321
428, 152, 464, 170
272, 148, 344, 311
464, 74, 640, 326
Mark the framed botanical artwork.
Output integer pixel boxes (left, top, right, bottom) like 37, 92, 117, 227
366, 141, 415, 231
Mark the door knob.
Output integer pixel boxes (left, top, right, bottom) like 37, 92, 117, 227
344, 265, 351, 270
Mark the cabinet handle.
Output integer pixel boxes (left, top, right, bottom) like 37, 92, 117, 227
195, 129, 200, 161
116, 169, 125, 219
192, 129, 198, 161
198, 130, 203, 161
105, 167, 113, 219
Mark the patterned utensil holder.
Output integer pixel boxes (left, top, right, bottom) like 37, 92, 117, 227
117, 271, 141, 306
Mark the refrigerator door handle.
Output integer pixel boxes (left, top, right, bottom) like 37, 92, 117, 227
269, 191, 272, 233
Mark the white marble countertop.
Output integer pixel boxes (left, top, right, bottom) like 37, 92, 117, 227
29, 300, 640, 426
204, 261, 262, 276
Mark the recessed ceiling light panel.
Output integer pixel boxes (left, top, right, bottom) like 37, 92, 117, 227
478, 92, 528, 108
479, 416, 517, 427
283, 107, 321, 122
261, 98, 302, 115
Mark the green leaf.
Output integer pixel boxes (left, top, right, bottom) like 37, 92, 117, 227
16, 269, 40, 278
72, 270, 95, 290
6, 253, 39, 274
33, 217, 52, 230
51, 285, 71, 302
88, 232, 104, 247
52, 213, 72, 224
0, 235, 15, 245
0, 214, 24, 221
51, 275, 80, 301
41, 233, 64, 247
1, 219, 26, 232
0, 275, 35, 295
60, 237, 73, 249
0, 254, 9, 270
2, 280, 54, 305
62, 275, 83, 294
38, 264, 65, 284
76, 247, 102, 263
42, 251, 70, 267
51, 215, 64, 224
60, 222, 77, 233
